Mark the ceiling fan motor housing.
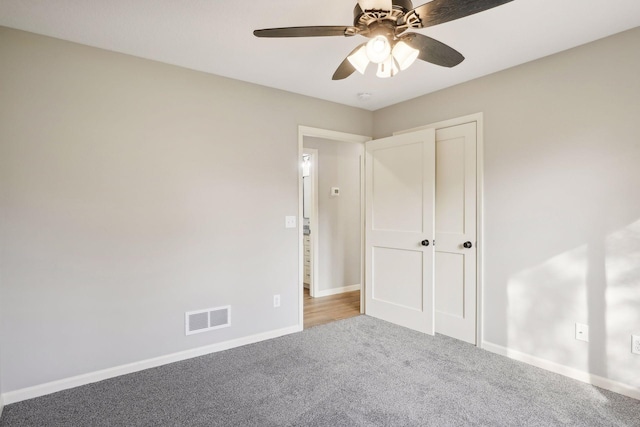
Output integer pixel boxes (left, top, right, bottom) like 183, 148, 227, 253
353, 0, 414, 27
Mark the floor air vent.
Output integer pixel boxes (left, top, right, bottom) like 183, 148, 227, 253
185, 305, 231, 335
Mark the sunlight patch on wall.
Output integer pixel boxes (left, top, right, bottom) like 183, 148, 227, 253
605, 219, 640, 388
507, 245, 588, 369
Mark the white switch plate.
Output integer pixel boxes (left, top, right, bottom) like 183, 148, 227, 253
285, 216, 296, 228
575, 323, 589, 342
273, 295, 281, 308
330, 187, 340, 196
632, 335, 640, 355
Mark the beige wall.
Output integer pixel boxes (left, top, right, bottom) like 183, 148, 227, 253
303, 137, 363, 293
0, 27, 372, 393
374, 27, 640, 388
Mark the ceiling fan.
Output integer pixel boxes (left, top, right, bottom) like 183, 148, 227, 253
254, 0, 514, 80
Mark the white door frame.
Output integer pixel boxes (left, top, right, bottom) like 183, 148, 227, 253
297, 126, 371, 329
394, 112, 485, 348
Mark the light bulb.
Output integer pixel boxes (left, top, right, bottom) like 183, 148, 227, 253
347, 45, 370, 75
365, 35, 391, 64
376, 56, 399, 78
392, 41, 419, 71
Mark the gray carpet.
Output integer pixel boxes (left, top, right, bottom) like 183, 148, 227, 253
1, 315, 639, 426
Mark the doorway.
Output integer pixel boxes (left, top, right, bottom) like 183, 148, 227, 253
298, 127, 370, 329
302, 149, 317, 296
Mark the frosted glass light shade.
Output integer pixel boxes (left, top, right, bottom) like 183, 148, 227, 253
347, 45, 370, 75
366, 36, 391, 64
358, 0, 392, 11
392, 41, 420, 71
376, 56, 399, 78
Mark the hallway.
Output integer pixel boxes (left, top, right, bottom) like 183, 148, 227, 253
303, 288, 360, 329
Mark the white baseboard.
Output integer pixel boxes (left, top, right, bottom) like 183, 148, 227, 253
314, 284, 360, 298
1, 324, 302, 405
482, 341, 640, 401
0, 394, 4, 418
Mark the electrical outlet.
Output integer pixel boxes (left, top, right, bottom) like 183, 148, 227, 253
285, 216, 296, 228
575, 323, 589, 342
273, 294, 281, 308
632, 335, 640, 355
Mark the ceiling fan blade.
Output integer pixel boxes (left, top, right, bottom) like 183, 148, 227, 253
358, 0, 393, 11
254, 26, 356, 38
332, 44, 366, 80
405, 0, 514, 28
403, 33, 465, 68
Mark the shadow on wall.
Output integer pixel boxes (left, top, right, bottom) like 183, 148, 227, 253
506, 218, 640, 389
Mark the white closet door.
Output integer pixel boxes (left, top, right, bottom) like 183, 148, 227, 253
434, 122, 477, 344
365, 129, 436, 334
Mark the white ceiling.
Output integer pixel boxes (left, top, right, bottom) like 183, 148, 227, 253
1, 0, 639, 110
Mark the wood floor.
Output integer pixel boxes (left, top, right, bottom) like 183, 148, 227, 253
303, 287, 361, 329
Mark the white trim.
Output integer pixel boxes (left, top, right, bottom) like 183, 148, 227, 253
482, 341, 640, 401
299, 126, 372, 145
298, 126, 371, 329
1, 325, 302, 405
314, 284, 361, 298
0, 395, 4, 418
392, 112, 485, 347
475, 116, 485, 348
359, 152, 366, 314
392, 113, 484, 136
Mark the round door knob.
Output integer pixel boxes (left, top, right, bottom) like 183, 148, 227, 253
463, 241, 473, 249
421, 240, 430, 247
